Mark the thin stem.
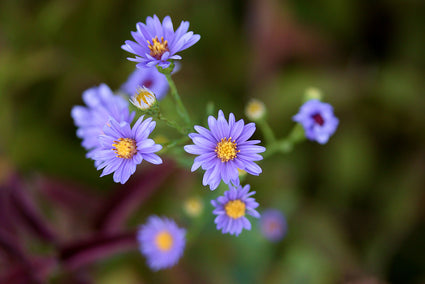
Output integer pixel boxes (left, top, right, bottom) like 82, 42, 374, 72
164, 73, 191, 129
157, 113, 186, 135
263, 124, 306, 158
162, 136, 190, 151
257, 118, 276, 145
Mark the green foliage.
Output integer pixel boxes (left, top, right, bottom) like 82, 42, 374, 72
0, 0, 424, 283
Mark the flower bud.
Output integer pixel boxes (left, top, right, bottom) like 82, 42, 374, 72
130, 87, 157, 110
304, 87, 323, 101
245, 99, 266, 121
183, 196, 203, 217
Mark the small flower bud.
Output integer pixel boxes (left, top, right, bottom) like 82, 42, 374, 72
245, 99, 266, 121
130, 87, 157, 110
304, 87, 323, 101
183, 197, 203, 217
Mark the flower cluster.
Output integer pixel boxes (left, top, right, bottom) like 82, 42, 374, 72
70, 14, 339, 272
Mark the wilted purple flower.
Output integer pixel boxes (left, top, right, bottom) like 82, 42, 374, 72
121, 67, 169, 100
122, 15, 200, 69
71, 84, 135, 150
138, 216, 186, 271
259, 209, 287, 242
184, 110, 265, 190
211, 184, 260, 236
90, 116, 162, 184
292, 99, 339, 144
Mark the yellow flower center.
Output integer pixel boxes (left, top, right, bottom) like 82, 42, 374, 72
225, 200, 246, 219
155, 231, 174, 252
112, 138, 137, 159
147, 36, 169, 59
136, 90, 154, 105
215, 137, 239, 162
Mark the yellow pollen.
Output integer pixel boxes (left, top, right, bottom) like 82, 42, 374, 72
133, 88, 156, 109
147, 36, 169, 59
215, 137, 239, 162
155, 231, 173, 251
136, 90, 154, 105
225, 200, 246, 219
112, 138, 137, 159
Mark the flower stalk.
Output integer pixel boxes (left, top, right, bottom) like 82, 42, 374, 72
157, 63, 192, 131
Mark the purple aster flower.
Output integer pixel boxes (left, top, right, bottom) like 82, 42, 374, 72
211, 184, 260, 236
121, 66, 169, 100
90, 116, 162, 184
292, 99, 339, 144
71, 84, 135, 150
138, 216, 186, 271
184, 110, 266, 190
259, 209, 287, 242
122, 15, 200, 69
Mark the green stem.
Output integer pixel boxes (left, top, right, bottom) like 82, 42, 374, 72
164, 73, 191, 130
157, 113, 186, 135
162, 136, 190, 149
257, 118, 276, 145
263, 124, 306, 158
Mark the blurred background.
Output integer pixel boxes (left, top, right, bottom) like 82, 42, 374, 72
1, 0, 424, 283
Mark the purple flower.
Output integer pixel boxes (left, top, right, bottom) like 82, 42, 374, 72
138, 216, 186, 271
211, 184, 260, 236
122, 15, 200, 69
121, 67, 169, 100
71, 84, 135, 150
90, 116, 162, 184
259, 209, 287, 242
292, 99, 339, 144
184, 110, 266, 190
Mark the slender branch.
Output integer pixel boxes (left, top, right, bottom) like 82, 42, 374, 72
164, 73, 191, 129
157, 112, 187, 135
256, 118, 276, 145
263, 124, 305, 158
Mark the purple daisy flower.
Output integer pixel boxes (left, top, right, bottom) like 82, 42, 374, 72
71, 84, 135, 150
138, 216, 186, 271
120, 66, 169, 100
122, 15, 200, 69
211, 184, 260, 236
259, 209, 287, 242
184, 110, 266, 190
292, 99, 339, 144
90, 116, 162, 184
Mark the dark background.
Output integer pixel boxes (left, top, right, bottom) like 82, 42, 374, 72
0, 0, 424, 283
